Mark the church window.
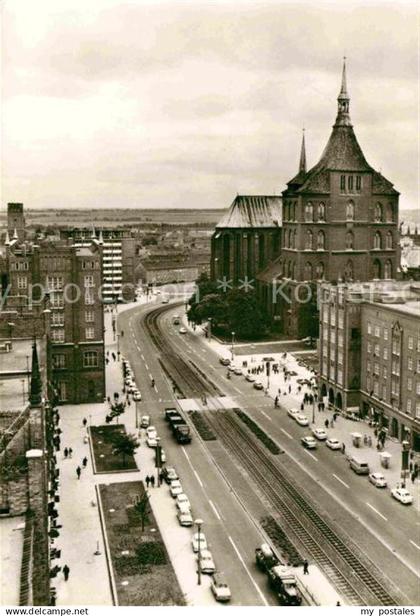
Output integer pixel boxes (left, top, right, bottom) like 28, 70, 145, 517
288, 261, 293, 278
345, 231, 354, 250
304, 262, 313, 280
316, 262, 325, 280
347, 175, 354, 191
386, 231, 393, 249
305, 202, 314, 222
318, 202, 326, 221
373, 231, 382, 250
292, 229, 297, 249
384, 259, 392, 279
374, 203, 383, 222
346, 200, 355, 221
317, 230, 326, 250
386, 202, 394, 222
292, 262, 296, 280
292, 202, 297, 220
340, 175, 346, 192
373, 259, 381, 279
305, 230, 313, 250
344, 260, 354, 281
356, 175, 362, 191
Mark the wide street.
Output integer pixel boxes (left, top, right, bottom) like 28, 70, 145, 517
117, 293, 420, 606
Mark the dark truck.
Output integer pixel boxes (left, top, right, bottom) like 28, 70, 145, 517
255, 544, 301, 606
165, 407, 192, 444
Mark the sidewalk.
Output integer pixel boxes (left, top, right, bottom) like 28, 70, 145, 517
54, 298, 214, 606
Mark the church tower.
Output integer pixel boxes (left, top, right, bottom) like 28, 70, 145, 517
277, 59, 400, 337
7, 202, 26, 242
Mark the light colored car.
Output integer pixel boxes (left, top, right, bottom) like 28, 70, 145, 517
179, 327, 187, 334
295, 414, 309, 426
233, 367, 243, 376
391, 487, 413, 505
198, 549, 216, 574
219, 357, 230, 366
253, 381, 264, 390
163, 466, 178, 483
160, 448, 166, 463
133, 391, 142, 401
140, 415, 150, 428
146, 436, 158, 448
146, 426, 157, 438
124, 377, 133, 385
312, 427, 328, 440
301, 436, 317, 449
245, 373, 255, 382
177, 509, 193, 527
176, 493, 191, 510
162, 298, 169, 304
191, 532, 208, 553
326, 438, 341, 450
369, 472, 387, 488
169, 480, 183, 498
210, 574, 231, 602
287, 408, 300, 419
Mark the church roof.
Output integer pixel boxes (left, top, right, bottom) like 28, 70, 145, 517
216, 195, 282, 229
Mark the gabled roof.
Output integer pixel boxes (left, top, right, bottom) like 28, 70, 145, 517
216, 195, 282, 229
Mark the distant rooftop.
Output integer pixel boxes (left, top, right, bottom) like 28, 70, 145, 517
216, 195, 282, 229
0, 338, 46, 412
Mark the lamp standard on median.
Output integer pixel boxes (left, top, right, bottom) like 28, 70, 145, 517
207, 317, 212, 341
194, 518, 203, 585
231, 331, 235, 361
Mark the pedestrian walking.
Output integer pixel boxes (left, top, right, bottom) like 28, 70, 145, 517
82, 456, 88, 468
302, 560, 309, 575
82, 418, 87, 427
274, 396, 279, 408
300, 402, 304, 411
324, 419, 329, 429
63, 564, 70, 581
76, 466, 81, 480
341, 443, 345, 454
411, 473, 415, 484
68, 447, 73, 458
288, 384, 291, 394
145, 475, 150, 488
150, 475, 155, 488
64, 447, 68, 459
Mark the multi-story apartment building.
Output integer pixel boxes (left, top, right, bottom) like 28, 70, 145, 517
319, 280, 420, 451
2, 228, 105, 404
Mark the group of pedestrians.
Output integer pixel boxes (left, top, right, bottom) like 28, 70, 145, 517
145, 474, 156, 488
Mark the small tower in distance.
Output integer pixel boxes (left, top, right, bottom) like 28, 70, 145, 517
7, 203, 26, 242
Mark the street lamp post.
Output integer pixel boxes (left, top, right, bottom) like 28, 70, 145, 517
195, 518, 203, 585
208, 318, 212, 342
231, 331, 235, 361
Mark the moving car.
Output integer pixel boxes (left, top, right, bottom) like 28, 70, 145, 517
369, 472, 387, 488
349, 456, 370, 475
295, 414, 309, 427
197, 549, 216, 574
179, 327, 187, 334
253, 381, 264, 390
312, 427, 328, 440
162, 466, 178, 483
177, 509, 193, 527
191, 532, 208, 553
146, 435, 158, 448
245, 373, 255, 382
326, 438, 341, 450
391, 487, 413, 505
301, 436, 317, 449
146, 426, 157, 439
219, 357, 231, 366
140, 415, 150, 428
169, 480, 183, 498
210, 574, 231, 602
162, 297, 169, 304
176, 493, 191, 510
133, 391, 142, 401
287, 408, 300, 419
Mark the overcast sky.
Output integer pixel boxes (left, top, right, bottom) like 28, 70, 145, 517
2, 0, 418, 210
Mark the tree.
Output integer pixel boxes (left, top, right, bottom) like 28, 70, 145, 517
109, 401, 125, 423
112, 432, 139, 466
134, 492, 150, 531
226, 289, 269, 339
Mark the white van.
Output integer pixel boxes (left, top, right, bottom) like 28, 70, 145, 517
349, 456, 370, 475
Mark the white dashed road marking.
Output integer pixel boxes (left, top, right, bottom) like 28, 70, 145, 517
410, 540, 420, 551
366, 502, 388, 522
228, 536, 269, 606
260, 410, 272, 422
303, 450, 318, 461
332, 474, 350, 489
280, 428, 293, 439
209, 499, 221, 521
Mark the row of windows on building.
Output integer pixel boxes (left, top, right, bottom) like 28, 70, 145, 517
53, 350, 99, 369
281, 260, 325, 280
50, 327, 96, 342
283, 228, 393, 252
10, 261, 29, 270
321, 359, 343, 385
50, 310, 95, 326
367, 323, 420, 349
366, 376, 420, 418
340, 174, 362, 193
81, 260, 100, 269
367, 341, 420, 371
283, 200, 394, 224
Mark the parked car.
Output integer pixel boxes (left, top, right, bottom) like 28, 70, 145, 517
369, 472, 387, 488
326, 438, 341, 450
312, 427, 328, 440
160, 448, 166, 463
176, 493, 191, 510
169, 480, 183, 498
245, 373, 255, 382
253, 381, 264, 390
287, 408, 300, 419
233, 367, 243, 376
146, 426, 157, 438
191, 532, 208, 553
133, 391, 142, 401
177, 509, 193, 527
162, 466, 178, 483
219, 357, 230, 366
391, 487, 413, 505
146, 435, 158, 448
179, 327, 187, 334
210, 574, 231, 602
197, 549, 216, 574
295, 414, 309, 426
301, 436, 317, 449
140, 415, 150, 428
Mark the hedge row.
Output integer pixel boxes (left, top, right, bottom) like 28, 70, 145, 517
233, 409, 282, 455
188, 411, 217, 441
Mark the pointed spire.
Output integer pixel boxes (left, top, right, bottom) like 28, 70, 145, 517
91, 224, 96, 239
299, 128, 307, 173
335, 57, 352, 127
29, 340, 42, 406
98, 229, 104, 245
13, 228, 18, 240
5, 230, 10, 245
